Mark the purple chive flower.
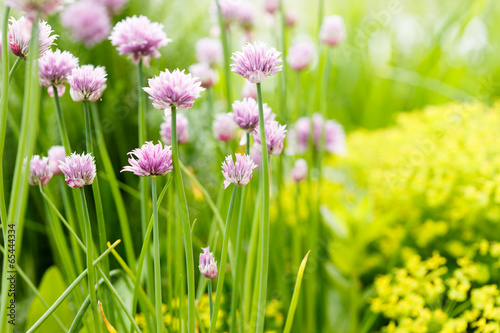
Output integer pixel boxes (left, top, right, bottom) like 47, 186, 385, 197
48, 145, 66, 175
61, 1, 111, 47
291, 158, 308, 183
230, 97, 273, 133
221, 153, 258, 189
285, 11, 297, 28
312, 114, 347, 155
236, 1, 255, 33
8, 17, 57, 60
241, 80, 257, 100
213, 113, 237, 142
121, 141, 173, 177
319, 15, 346, 47
143, 69, 205, 111
59, 152, 96, 188
253, 120, 287, 156
263, 0, 279, 14
294, 117, 311, 153
109, 15, 171, 67
195, 37, 223, 67
160, 114, 189, 145
28, 155, 53, 186
6, 0, 64, 18
38, 49, 79, 97
287, 40, 315, 71
188, 63, 219, 89
67, 65, 107, 102
231, 41, 282, 84
89, 0, 127, 15
214, 0, 240, 26
199, 247, 218, 280
324, 120, 347, 155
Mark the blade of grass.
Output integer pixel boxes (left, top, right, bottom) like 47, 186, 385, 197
283, 251, 311, 333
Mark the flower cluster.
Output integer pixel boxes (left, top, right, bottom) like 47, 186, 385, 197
231, 41, 282, 83
121, 141, 173, 177
199, 247, 218, 279
59, 153, 96, 188
38, 49, 79, 97
110, 15, 171, 66
143, 69, 204, 111
287, 113, 346, 156
8, 16, 57, 59
28, 155, 53, 186
67, 65, 107, 102
221, 154, 258, 189
61, 1, 111, 47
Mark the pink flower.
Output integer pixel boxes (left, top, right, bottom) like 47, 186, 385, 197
188, 63, 219, 88
38, 49, 79, 97
253, 120, 287, 155
28, 155, 53, 186
214, 0, 240, 25
231, 41, 282, 83
291, 158, 307, 182
195, 37, 223, 66
285, 11, 297, 28
109, 15, 171, 66
48, 145, 66, 174
89, 0, 127, 15
8, 17, 57, 59
263, 0, 279, 15
59, 152, 96, 188
287, 40, 315, 71
324, 120, 347, 156
230, 97, 273, 133
143, 69, 204, 111
61, 1, 111, 47
160, 114, 189, 145
294, 117, 311, 153
236, 1, 255, 32
7, 0, 64, 18
121, 141, 173, 177
319, 15, 346, 47
312, 114, 347, 156
241, 80, 257, 100
199, 247, 218, 279
67, 65, 107, 102
221, 153, 257, 189
213, 113, 237, 142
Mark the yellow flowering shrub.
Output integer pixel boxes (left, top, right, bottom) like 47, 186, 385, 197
371, 240, 500, 332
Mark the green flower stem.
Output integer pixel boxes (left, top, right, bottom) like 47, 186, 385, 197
26, 240, 121, 333
322, 48, 332, 116
216, 0, 232, 108
170, 105, 196, 333
208, 280, 213, 319
151, 177, 163, 333
0, 7, 12, 331
317, 0, 325, 41
243, 179, 261, 323
138, 60, 154, 309
83, 101, 112, 322
255, 82, 271, 333
208, 184, 239, 333
130, 177, 171, 333
229, 133, 250, 333
79, 188, 101, 333
8, 57, 21, 83
52, 85, 72, 153
1, 12, 41, 333
90, 103, 136, 266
